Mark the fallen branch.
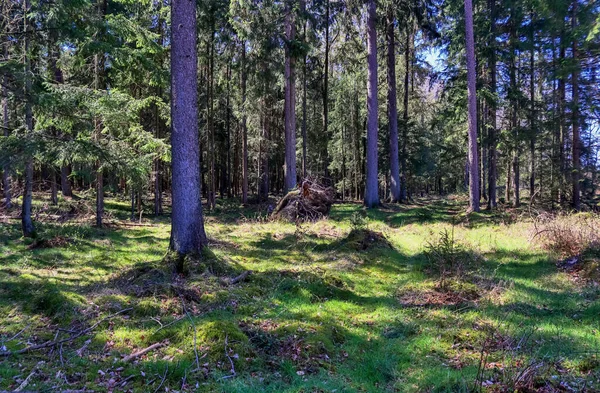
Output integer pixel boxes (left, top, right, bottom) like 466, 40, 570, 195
228, 270, 252, 285
122, 341, 167, 363
0, 308, 133, 357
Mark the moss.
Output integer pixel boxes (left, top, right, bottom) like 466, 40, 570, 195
343, 229, 393, 251
134, 299, 162, 317
27, 283, 85, 320
579, 355, 600, 373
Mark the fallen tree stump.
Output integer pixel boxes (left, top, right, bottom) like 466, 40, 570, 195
272, 181, 334, 222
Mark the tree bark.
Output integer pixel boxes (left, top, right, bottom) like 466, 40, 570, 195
364, 0, 379, 208
400, 23, 412, 203
529, 19, 536, 202
94, 0, 107, 228
571, 2, 580, 210
464, 0, 480, 212
241, 42, 249, 204
487, 0, 497, 209
22, 0, 35, 237
387, 8, 400, 203
2, 40, 10, 208
322, 0, 330, 181
284, 0, 297, 192
558, 33, 566, 206
169, 0, 208, 255
301, 1, 308, 179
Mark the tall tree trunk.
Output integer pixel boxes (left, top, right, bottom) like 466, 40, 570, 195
364, 0, 379, 208
94, 0, 106, 228
169, 0, 207, 257
241, 42, 249, 204
387, 8, 400, 203
208, 30, 216, 209
487, 0, 497, 209
284, 0, 297, 192
301, 1, 308, 179
226, 62, 232, 198
154, 4, 164, 216
558, 33, 566, 205
510, 15, 520, 208
400, 23, 412, 203
2, 41, 10, 208
22, 0, 35, 237
529, 20, 536, 202
571, 2, 580, 210
464, 0, 480, 212
322, 0, 330, 181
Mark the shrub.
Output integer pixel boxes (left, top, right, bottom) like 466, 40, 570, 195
533, 212, 600, 258
424, 225, 478, 290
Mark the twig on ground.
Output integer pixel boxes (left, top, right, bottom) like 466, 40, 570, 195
75, 339, 91, 357
153, 364, 168, 393
228, 270, 252, 285
180, 295, 201, 371
222, 334, 236, 379
122, 341, 167, 363
0, 308, 133, 357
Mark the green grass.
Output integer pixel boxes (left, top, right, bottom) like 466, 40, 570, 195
0, 195, 599, 392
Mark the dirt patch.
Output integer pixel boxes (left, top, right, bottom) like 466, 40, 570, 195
399, 286, 480, 308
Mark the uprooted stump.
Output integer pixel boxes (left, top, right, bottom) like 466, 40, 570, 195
272, 181, 334, 222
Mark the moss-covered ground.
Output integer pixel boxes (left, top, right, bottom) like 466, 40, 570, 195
0, 194, 599, 392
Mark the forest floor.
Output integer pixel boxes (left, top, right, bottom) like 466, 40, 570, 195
0, 194, 599, 393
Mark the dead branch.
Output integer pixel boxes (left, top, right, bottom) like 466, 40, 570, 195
121, 341, 167, 363
0, 308, 133, 357
227, 270, 252, 285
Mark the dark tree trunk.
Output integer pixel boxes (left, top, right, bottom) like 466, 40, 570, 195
364, 0, 379, 208
387, 8, 400, 203
284, 0, 297, 192
465, 0, 480, 211
169, 0, 207, 255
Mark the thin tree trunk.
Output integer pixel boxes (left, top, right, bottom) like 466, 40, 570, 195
487, 0, 497, 209
571, 2, 580, 210
464, 0, 480, 211
284, 0, 297, 192
510, 16, 520, 208
529, 20, 536, 202
22, 0, 35, 237
2, 40, 10, 208
226, 62, 231, 198
400, 23, 411, 203
387, 8, 400, 203
558, 34, 566, 205
322, 0, 330, 181
169, 0, 207, 256
364, 0, 379, 208
301, 0, 308, 179
241, 42, 249, 204
94, 0, 106, 228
